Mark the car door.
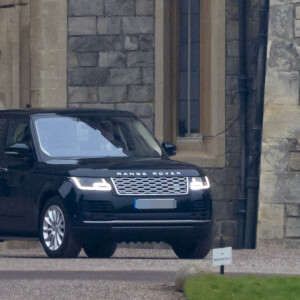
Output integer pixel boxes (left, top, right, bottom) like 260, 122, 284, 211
0, 116, 8, 235
0, 117, 36, 235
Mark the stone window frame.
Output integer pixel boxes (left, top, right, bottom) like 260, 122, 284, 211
155, 0, 225, 168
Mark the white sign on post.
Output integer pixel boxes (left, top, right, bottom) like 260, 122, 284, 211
212, 247, 232, 266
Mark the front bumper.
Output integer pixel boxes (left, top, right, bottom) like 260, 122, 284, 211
72, 219, 212, 243
62, 181, 212, 243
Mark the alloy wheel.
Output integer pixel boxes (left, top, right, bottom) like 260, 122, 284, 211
42, 205, 65, 251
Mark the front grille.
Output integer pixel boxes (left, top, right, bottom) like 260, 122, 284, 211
111, 177, 188, 196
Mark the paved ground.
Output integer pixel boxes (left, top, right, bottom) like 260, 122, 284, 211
0, 247, 299, 299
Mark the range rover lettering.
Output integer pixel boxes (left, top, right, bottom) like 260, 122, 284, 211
0, 109, 212, 259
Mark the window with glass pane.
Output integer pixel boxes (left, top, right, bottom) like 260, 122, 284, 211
179, 0, 200, 137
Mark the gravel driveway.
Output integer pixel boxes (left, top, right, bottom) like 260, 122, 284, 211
0, 247, 299, 299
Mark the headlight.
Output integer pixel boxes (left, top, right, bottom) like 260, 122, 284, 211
70, 177, 112, 191
190, 176, 210, 190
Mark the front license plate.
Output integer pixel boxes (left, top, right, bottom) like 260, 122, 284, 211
134, 199, 177, 210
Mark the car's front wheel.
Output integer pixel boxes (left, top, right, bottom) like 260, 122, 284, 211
172, 234, 211, 259
39, 197, 82, 258
83, 241, 117, 258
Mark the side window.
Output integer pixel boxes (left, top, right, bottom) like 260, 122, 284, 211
5, 119, 31, 150
0, 118, 8, 159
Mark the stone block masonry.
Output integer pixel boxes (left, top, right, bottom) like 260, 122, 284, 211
67, 0, 155, 132
257, 0, 300, 249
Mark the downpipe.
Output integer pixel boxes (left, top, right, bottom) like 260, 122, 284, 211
236, 0, 248, 249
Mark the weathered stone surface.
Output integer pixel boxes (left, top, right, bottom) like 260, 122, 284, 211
221, 221, 237, 236
124, 36, 139, 51
260, 139, 289, 172
265, 72, 299, 106
68, 68, 109, 86
268, 40, 298, 71
68, 87, 97, 103
136, 0, 154, 16
77, 53, 98, 67
296, 6, 300, 19
290, 152, 300, 171
259, 173, 288, 204
210, 168, 240, 185
224, 184, 239, 201
139, 34, 154, 50
113, 36, 124, 51
269, 5, 293, 40
288, 173, 300, 202
97, 17, 122, 35
70, 103, 115, 110
225, 76, 238, 91
286, 204, 300, 217
257, 204, 284, 240
68, 53, 78, 68
116, 103, 153, 117
128, 85, 154, 102
285, 239, 300, 249
288, 139, 300, 151
226, 137, 240, 154
227, 41, 239, 57
105, 0, 134, 16
110, 68, 142, 85
226, 21, 239, 40
127, 52, 153, 67
123, 17, 154, 34
68, 36, 113, 53
68, 0, 104, 16
68, 17, 97, 35
263, 106, 300, 139
295, 20, 300, 37
226, 0, 239, 20
142, 68, 154, 84
259, 172, 300, 204
99, 52, 127, 68
226, 91, 239, 106
98, 86, 127, 103
226, 57, 239, 75
226, 103, 240, 124
226, 115, 240, 137
286, 218, 300, 238
213, 200, 234, 220
226, 153, 240, 168
272, 0, 300, 4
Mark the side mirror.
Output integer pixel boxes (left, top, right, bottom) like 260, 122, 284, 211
5, 143, 33, 157
162, 142, 177, 156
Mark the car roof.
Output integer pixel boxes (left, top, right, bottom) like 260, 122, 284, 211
0, 108, 136, 117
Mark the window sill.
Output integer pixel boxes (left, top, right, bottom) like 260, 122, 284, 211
174, 150, 225, 168
173, 135, 225, 168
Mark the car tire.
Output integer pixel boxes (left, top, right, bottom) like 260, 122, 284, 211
172, 234, 211, 259
39, 197, 82, 258
83, 241, 117, 258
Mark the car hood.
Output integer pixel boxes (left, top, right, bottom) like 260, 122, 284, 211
35, 157, 205, 177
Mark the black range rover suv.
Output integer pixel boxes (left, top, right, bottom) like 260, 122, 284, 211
0, 109, 212, 259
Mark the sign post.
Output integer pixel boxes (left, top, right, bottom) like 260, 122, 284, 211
213, 244, 232, 275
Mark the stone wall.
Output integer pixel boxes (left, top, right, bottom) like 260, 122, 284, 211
66, 0, 248, 249
67, 0, 155, 131
207, 0, 241, 248
257, 0, 300, 248
0, 0, 25, 109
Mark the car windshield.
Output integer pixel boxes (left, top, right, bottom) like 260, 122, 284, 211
33, 115, 162, 159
